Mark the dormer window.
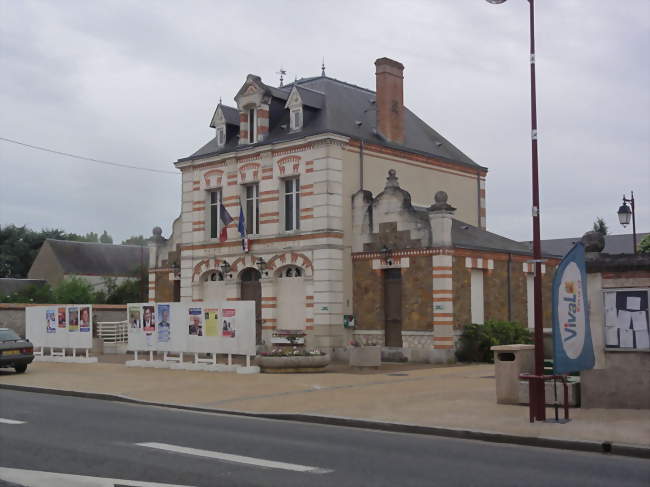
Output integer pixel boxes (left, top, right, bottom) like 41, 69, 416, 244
217, 126, 225, 147
290, 108, 303, 131
248, 108, 256, 143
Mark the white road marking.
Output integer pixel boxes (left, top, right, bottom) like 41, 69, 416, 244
137, 441, 333, 474
0, 418, 25, 424
0, 466, 193, 487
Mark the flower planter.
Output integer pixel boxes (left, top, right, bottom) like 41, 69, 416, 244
255, 354, 330, 373
349, 346, 381, 368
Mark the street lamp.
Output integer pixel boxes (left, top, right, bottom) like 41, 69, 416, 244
486, 0, 546, 421
617, 192, 637, 254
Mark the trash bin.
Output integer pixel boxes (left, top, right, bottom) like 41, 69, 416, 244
490, 344, 535, 404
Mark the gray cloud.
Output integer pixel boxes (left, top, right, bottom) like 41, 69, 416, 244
1, 0, 648, 244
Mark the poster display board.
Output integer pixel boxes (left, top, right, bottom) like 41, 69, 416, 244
603, 288, 650, 350
25, 305, 93, 350
126, 301, 255, 357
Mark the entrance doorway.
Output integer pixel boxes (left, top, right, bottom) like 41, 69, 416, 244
240, 268, 262, 344
384, 268, 402, 347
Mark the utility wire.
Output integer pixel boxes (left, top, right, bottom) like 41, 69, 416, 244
0, 136, 178, 175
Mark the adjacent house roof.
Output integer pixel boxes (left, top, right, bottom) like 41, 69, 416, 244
36, 239, 148, 276
0, 278, 47, 298
452, 220, 534, 255
179, 75, 484, 171
521, 233, 649, 257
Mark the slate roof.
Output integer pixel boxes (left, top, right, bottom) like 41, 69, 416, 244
179, 75, 484, 171
451, 220, 534, 255
522, 233, 649, 257
44, 239, 148, 276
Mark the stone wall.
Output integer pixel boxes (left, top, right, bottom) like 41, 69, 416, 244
484, 259, 509, 323
401, 255, 432, 331
452, 256, 471, 329
352, 260, 384, 330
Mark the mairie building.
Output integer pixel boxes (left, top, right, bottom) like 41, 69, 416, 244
149, 57, 557, 362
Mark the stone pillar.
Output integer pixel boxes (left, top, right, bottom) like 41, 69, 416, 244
428, 191, 455, 248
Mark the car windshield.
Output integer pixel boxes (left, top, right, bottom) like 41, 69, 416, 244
0, 329, 21, 341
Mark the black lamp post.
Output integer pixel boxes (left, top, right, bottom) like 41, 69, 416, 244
486, 0, 546, 421
617, 191, 637, 254
256, 257, 267, 272
220, 260, 231, 276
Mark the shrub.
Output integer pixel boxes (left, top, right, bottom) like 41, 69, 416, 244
456, 320, 533, 363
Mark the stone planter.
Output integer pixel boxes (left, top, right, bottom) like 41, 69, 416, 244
255, 354, 330, 373
349, 346, 381, 368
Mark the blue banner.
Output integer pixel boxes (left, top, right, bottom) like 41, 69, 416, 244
552, 242, 595, 374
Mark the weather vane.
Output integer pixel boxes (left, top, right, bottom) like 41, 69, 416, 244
321, 57, 326, 77
276, 67, 287, 87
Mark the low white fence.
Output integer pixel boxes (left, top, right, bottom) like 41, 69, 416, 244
96, 320, 128, 344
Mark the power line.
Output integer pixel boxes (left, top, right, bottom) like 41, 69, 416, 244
0, 136, 178, 175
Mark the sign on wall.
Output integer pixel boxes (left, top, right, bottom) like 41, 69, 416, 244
26, 305, 94, 349
603, 289, 649, 349
552, 243, 595, 374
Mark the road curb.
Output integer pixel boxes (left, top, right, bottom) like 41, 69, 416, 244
2, 383, 648, 459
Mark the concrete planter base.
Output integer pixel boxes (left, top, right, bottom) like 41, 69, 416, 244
349, 346, 381, 368
255, 354, 330, 373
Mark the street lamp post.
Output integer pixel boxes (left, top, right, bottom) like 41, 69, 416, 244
486, 0, 546, 420
617, 191, 637, 254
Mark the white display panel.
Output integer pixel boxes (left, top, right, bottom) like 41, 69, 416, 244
126, 301, 256, 357
25, 305, 93, 349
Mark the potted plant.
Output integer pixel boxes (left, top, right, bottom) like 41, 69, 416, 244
349, 337, 381, 368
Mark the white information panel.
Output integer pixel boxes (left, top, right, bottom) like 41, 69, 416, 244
26, 305, 93, 349
126, 301, 255, 356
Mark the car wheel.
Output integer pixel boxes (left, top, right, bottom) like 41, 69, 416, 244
14, 364, 27, 374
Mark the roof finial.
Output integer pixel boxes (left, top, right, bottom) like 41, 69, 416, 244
276, 67, 287, 87
218, 96, 222, 105
321, 57, 326, 77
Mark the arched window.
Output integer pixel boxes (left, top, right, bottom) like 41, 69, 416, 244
204, 271, 224, 282
241, 268, 261, 282
277, 265, 303, 278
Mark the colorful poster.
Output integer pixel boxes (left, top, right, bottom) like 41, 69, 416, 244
157, 304, 171, 343
57, 307, 67, 328
129, 306, 141, 329
222, 308, 236, 338
79, 307, 91, 332
188, 307, 203, 336
142, 305, 155, 333
46, 309, 56, 333
204, 309, 218, 337
552, 243, 595, 374
68, 307, 79, 332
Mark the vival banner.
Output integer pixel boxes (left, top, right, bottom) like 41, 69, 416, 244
552, 243, 595, 374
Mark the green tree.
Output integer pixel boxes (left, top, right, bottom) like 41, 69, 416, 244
639, 234, 650, 254
99, 230, 113, 244
83, 232, 99, 242
592, 217, 608, 235
0, 224, 72, 278
122, 235, 150, 246
53, 277, 98, 304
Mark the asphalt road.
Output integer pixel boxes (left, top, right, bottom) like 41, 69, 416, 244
0, 389, 648, 487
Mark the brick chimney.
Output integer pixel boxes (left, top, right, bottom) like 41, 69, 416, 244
375, 57, 405, 145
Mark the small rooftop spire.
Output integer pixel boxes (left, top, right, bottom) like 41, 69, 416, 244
321, 57, 326, 77
218, 96, 222, 105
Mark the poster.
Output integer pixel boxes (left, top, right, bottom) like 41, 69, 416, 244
46, 309, 56, 333
79, 307, 91, 332
222, 308, 236, 338
157, 304, 171, 343
204, 308, 218, 337
68, 307, 79, 332
552, 243, 595, 374
129, 306, 141, 329
57, 307, 67, 328
142, 305, 155, 333
188, 307, 203, 336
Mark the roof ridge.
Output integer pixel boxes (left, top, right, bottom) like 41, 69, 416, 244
294, 85, 326, 96
282, 76, 376, 95
45, 238, 147, 249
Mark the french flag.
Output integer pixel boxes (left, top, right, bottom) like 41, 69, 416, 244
238, 201, 249, 252
219, 204, 233, 242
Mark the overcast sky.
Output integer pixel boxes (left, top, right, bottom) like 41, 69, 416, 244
1, 0, 648, 244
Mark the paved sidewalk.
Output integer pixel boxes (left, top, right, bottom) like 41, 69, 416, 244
1, 360, 648, 451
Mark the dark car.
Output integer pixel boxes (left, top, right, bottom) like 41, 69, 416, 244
0, 328, 34, 373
